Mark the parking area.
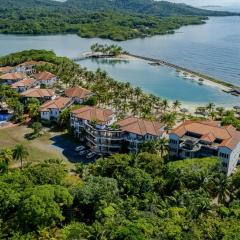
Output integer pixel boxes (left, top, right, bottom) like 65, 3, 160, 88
50, 134, 99, 164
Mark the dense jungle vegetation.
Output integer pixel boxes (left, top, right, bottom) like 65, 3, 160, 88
0, 0, 238, 41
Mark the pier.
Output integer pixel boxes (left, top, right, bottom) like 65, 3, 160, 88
72, 52, 114, 61
73, 52, 240, 95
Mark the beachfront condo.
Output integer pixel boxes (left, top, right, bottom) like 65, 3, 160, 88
169, 120, 240, 176
71, 106, 166, 155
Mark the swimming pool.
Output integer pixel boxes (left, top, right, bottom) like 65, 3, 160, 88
0, 113, 12, 122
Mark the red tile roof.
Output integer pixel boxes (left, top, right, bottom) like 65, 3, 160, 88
40, 97, 72, 112
117, 117, 165, 136
17, 60, 40, 67
71, 106, 113, 124
0, 72, 27, 80
0, 66, 13, 73
11, 78, 35, 88
34, 71, 56, 81
171, 120, 240, 150
20, 88, 55, 98
65, 86, 92, 99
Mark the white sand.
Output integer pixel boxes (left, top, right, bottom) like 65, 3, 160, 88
177, 71, 231, 92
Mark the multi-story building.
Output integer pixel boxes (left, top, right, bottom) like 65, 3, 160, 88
65, 86, 93, 104
116, 117, 166, 153
34, 71, 57, 87
40, 97, 73, 122
11, 78, 36, 93
15, 61, 41, 74
169, 120, 240, 176
70, 106, 120, 154
0, 66, 14, 74
0, 72, 27, 85
71, 107, 166, 155
20, 88, 56, 103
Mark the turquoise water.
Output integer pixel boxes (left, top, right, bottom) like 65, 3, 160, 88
78, 58, 239, 106
0, 16, 239, 106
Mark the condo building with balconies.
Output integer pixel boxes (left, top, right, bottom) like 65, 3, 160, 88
169, 120, 240, 176
71, 106, 166, 155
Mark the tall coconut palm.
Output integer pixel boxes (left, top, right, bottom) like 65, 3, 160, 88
206, 102, 215, 114
172, 100, 182, 112
215, 175, 232, 204
140, 138, 169, 157
161, 99, 169, 113
135, 87, 143, 101
13, 144, 29, 169
161, 112, 177, 131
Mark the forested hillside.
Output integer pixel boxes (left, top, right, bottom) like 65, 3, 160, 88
0, 0, 238, 41
64, 0, 239, 16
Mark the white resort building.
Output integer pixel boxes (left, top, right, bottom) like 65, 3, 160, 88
40, 97, 73, 122
169, 121, 240, 176
0, 72, 27, 85
34, 71, 57, 87
65, 86, 93, 104
11, 78, 36, 93
70, 106, 166, 155
20, 88, 56, 103
15, 61, 42, 74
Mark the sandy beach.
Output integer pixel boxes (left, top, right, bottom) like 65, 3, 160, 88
177, 71, 231, 92
115, 54, 142, 61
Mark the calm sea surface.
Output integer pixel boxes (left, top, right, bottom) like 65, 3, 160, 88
0, 16, 239, 106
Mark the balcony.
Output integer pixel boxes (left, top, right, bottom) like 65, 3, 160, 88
179, 141, 201, 152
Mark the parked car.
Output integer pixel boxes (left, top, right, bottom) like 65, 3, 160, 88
75, 145, 85, 152
78, 150, 87, 156
86, 151, 96, 159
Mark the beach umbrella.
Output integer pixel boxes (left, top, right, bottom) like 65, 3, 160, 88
233, 106, 240, 110
180, 108, 189, 113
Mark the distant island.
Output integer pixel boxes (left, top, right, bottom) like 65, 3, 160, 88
0, 0, 239, 41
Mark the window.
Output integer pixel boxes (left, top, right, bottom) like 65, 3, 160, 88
222, 162, 228, 168
219, 152, 229, 159
170, 139, 178, 145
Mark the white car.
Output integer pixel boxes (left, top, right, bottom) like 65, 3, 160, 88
75, 145, 85, 152
86, 152, 96, 159
78, 150, 87, 156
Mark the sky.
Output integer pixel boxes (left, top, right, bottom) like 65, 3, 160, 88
166, 0, 240, 7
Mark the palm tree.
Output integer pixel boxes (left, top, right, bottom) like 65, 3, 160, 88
135, 87, 143, 101
13, 144, 29, 169
206, 102, 215, 114
140, 138, 169, 157
161, 112, 177, 131
172, 100, 182, 112
216, 107, 225, 119
161, 99, 169, 113
157, 138, 169, 157
215, 175, 232, 204
0, 148, 13, 166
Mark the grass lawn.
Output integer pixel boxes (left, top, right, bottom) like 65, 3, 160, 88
0, 125, 76, 169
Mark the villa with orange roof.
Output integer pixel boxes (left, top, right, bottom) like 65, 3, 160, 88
169, 120, 240, 175
34, 71, 57, 87
116, 117, 166, 152
15, 61, 42, 74
40, 97, 73, 121
0, 66, 14, 74
0, 72, 27, 85
11, 78, 36, 93
65, 86, 93, 104
20, 88, 56, 103
71, 107, 166, 154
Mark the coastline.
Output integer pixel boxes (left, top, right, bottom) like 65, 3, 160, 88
116, 53, 238, 93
